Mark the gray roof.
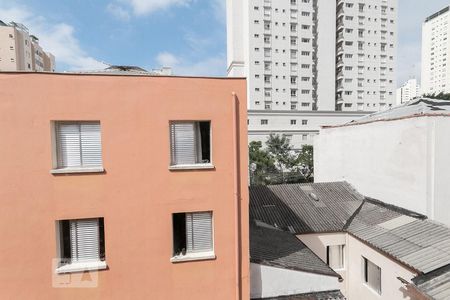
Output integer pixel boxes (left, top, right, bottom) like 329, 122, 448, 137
252, 290, 345, 300
342, 98, 450, 126
249, 182, 364, 234
250, 182, 450, 299
347, 199, 450, 274
250, 221, 340, 278
412, 265, 450, 300
70, 65, 170, 76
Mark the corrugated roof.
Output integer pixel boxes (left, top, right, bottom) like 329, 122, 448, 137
250, 221, 340, 278
324, 98, 450, 128
251, 290, 345, 300
249, 182, 364, 234
250, 182, 450, 300
412, 265, 450, 300
347, 200, 450, 274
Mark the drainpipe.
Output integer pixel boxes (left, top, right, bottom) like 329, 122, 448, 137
232, 92, 242, 300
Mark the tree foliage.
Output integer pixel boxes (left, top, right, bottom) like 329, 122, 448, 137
249, 134, 314, 185
423, 92, 450, 100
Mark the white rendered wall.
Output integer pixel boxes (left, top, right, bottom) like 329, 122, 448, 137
297, 233, 347, 296
250, 263, 340, 299
315, 117, 450, 226
346, 235, 418, 300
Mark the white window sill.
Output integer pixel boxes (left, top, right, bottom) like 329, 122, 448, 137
50, 167, 104, 174
170, 251, 216, 263
169, 163, 215, 171
55, 261, 107, 274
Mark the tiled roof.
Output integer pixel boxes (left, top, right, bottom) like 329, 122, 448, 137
251, 290, 345, 300
249, 182, 364, 234
250, 221, 340, 278
412, 265, 450, 300
346, 98, 450, 126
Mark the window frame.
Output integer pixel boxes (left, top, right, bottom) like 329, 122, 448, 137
326, 244, 345, 270
362, 256, 382, 295
50, 121, 104, 174
168, 120, 214, 171
171, 211, 215, 263
55, 217, 107, 274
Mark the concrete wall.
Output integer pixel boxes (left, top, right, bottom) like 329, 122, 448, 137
0, 73, 249, 299
346, 235, 417, 300
250, 263, 340, 299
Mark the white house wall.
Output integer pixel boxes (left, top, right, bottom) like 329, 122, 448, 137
346, 234, 418, 300
297, 233, 348, 296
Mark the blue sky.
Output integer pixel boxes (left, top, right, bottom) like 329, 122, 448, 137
0, 0, 449, 86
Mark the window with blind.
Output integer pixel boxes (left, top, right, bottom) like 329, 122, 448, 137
172, 211, 213, 258
363, 257, 382, 294
58, 218, 105, 267
54, 121, 102, 170
169, 121, 211, 166
327, 245, 345, 269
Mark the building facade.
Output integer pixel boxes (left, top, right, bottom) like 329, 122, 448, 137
0, 73, 249, 299
0, 21, 55, 72
396, 78, 420, 105
227, 0, 398, 112
421, 6, 450, 95
248, 110, 368, 149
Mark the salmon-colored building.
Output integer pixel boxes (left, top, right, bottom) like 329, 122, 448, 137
0, 72, 249, 299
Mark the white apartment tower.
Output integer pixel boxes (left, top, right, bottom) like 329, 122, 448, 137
396, 78, 420, 105
0, 21, 55, 72
421, 6, 450, 95
227, 0, 398, 112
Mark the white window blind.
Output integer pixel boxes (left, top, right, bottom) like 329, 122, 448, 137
186, 212, 213, 253
70, 218, 100, 263
56, 122, 102, 168
170, 122, 203, 165
364, 257, 382, 294
328, 245, 345, 269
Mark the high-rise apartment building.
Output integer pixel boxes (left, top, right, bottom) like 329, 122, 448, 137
421, 6, 450, 95
396, 78, 420, 104
227, 0, 397, 148
227, 0, 397, 112
0, 20, 55, 72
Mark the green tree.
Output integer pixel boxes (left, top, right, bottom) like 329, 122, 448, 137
265, 134, 297, 182
248, 141, 276, 185
294, 145, 314, 181
424, 92, 450, 100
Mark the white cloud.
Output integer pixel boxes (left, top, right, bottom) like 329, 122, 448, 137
155, 51, 226, 77
108, 0, 192, 17
156, 52, 180, 66
107, 3, 130, 21
0, 2, 107, 71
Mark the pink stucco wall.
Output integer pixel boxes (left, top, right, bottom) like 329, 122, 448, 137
0, 73, 249, 299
